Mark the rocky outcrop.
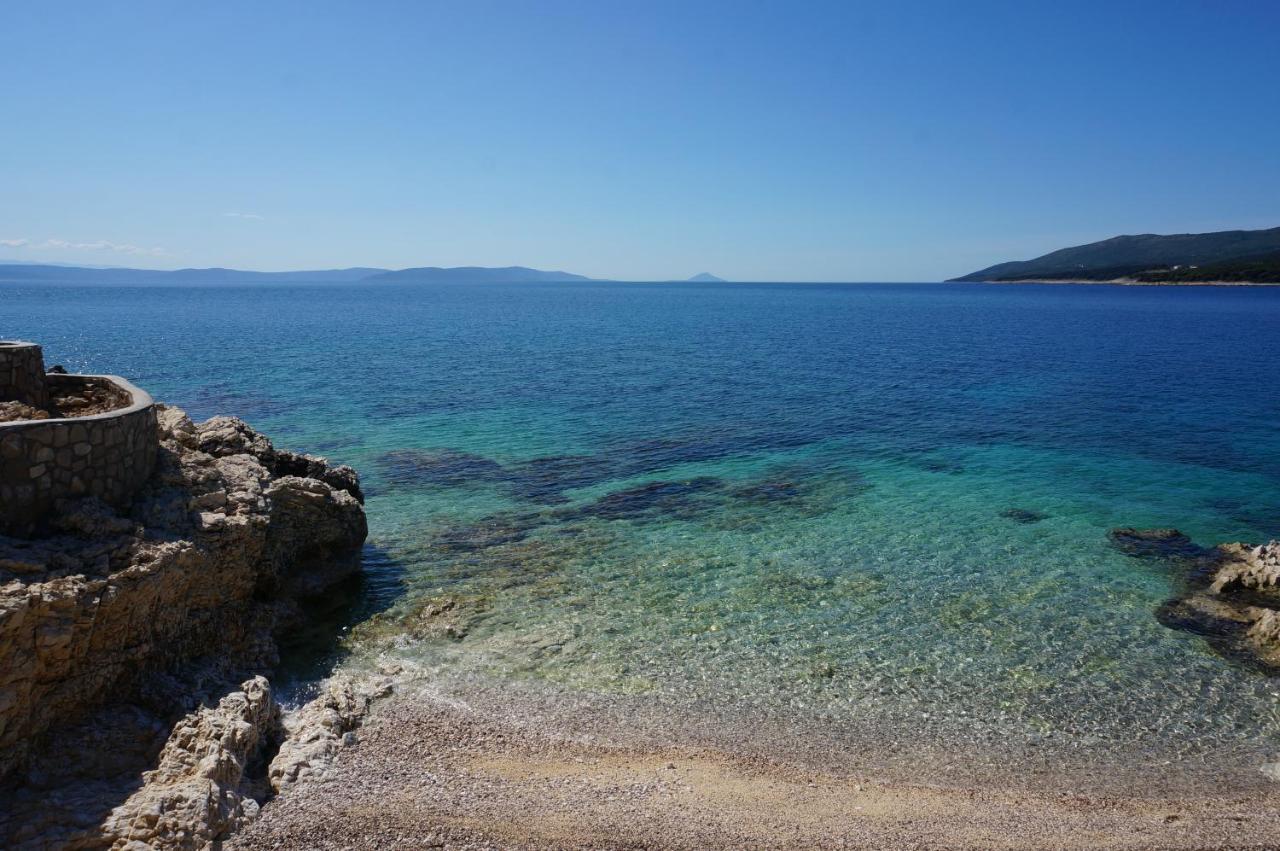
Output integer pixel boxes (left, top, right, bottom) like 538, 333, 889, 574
1156, 540, 1280, 672
268, 674, 392, 793
0, 404, 368, 847
85, 671, 390, 850
101, 677, 279, 849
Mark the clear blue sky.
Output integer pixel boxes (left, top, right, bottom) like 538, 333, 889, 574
2, 1, 1278, 281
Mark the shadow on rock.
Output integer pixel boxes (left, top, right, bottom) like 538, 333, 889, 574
274, 543, 407, 689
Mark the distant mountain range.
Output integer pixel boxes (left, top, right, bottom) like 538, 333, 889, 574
0, 264, 389, 284
0, 263, 726, 285
364, 266, 590, 284
951, 226, 1280, 283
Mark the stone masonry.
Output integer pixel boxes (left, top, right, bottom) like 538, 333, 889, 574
0, 342, 158, 535
0, 341, 50, 409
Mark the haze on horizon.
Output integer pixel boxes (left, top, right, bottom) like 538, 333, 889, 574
2, 1, 1278, 282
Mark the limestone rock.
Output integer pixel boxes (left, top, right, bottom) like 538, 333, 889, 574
1155, 539, 1280, 672
0, 405, 367, 783
268, 674, 392, 792
101, 677, 279, 850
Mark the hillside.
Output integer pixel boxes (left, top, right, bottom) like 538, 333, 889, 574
950, 226, 1280, 283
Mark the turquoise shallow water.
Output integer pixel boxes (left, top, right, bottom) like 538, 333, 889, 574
6, 281, 1280, 790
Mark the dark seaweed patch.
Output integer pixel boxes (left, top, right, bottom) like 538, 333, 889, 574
377, 449, 507, 489
559, 477, 726, 522
188, 384, 298, 421
374, 425, 830, 505
730, 478, 804, 505
504, 454, 614, 504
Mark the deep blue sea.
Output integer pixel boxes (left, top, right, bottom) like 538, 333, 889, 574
6, 281, 1280, 791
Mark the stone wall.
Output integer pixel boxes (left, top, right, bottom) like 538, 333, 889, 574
0, 341, 50, 409
0, 375, 158, 535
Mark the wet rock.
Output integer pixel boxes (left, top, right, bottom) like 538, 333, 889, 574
1156, 541, 1280, 672
269, 674, 390, 792
1000, 508, 1048, 524
400, 594, 491, 642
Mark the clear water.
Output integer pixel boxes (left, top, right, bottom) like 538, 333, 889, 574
6, 281, 1280, 791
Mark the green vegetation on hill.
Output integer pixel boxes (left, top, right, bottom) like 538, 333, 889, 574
950, 226, 1280, 283
1128, 250, 1280, 283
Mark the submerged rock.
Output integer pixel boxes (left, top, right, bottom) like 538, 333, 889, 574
375, 448, 506, 490
562, 477, 725, 522
1000, 507, 1048, 524
1107, 527, 1205, 562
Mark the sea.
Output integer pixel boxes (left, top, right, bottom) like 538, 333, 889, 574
6, 280, 1280, 793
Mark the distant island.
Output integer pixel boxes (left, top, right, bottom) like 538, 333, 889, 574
687, 272, 726, 282
0, 263, 592, 285
0, 263, 733, 285
950, 226, 1280, 284
0, 263, 391, 284
363, 266, 591, 284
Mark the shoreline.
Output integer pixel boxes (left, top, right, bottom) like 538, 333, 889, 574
959, 278, 1280, 286
232, 687, 1280, 850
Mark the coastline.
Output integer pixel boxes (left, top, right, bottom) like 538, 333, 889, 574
960, 278, 1280, 286
232, 685, 1280, 850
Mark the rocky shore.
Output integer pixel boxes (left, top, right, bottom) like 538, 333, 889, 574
1108, 528, 1280, 673
0, 405, 377, 848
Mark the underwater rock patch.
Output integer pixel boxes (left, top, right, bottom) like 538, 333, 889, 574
376, 448, 507, 489
430, 512, 545, 552
1001, 508, 1048, 524
730, 478, 805, 504
560, 476, 725, 522
1107, 527, 1206, 562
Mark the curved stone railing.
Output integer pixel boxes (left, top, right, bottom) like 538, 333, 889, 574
0, 375, 158, 535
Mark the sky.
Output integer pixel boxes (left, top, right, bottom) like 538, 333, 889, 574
2, 1, 1278, 282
